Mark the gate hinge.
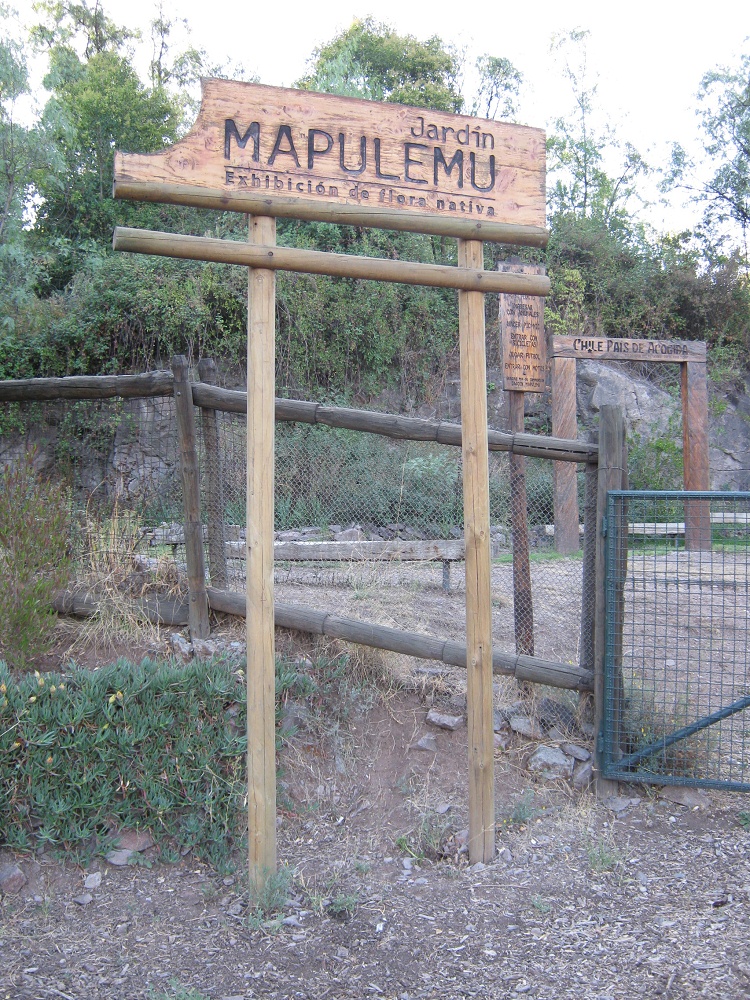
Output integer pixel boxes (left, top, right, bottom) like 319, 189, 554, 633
601, 516, 608, 537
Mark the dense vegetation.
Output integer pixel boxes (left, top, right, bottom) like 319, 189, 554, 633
0, 5, 748, 399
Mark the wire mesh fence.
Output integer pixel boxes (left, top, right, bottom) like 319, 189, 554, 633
1, 392, 591, 667
603, 490, 750, 791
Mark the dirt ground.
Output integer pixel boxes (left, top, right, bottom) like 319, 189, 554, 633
2, 558, 749, 999
2, 676, 750, 1000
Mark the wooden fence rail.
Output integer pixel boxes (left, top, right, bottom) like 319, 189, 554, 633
0, 372, 598, 463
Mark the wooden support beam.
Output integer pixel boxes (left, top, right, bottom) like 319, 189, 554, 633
206, 588, 594, 690
551, 357, 581, 554
0, 371, 173, 401
113, 227, 550, 297
113, 182, 550, 247
594, 405, 625, 795
508, 392, 534, 657
682, 360, 712, 550
191, 383, 597, 462
246, 216, 278, 890
197, 359, 229, 589
579, 462, 598, 675
458, 237, 495, 865
171, 356, 210, 640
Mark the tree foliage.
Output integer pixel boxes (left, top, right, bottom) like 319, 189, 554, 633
298, 18, 463, 112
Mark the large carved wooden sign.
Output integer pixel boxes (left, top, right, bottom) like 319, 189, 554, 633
114, 80, 546, 234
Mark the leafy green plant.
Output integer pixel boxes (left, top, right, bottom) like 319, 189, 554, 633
326, 892, 359, 918
0, 450, 72, 667
0, 653, 354, 869
148, 981, 211, 1000
247, 865, 293, 925
737, 811, 750, 830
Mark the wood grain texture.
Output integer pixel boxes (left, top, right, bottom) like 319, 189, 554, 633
458, 237, 495, 864
114, 79, 546, 232
0, 371, 173, 401
499, 263, 547, 392
190, 383, 598, 462
682, 361, 712, 551
205, 589, 594, 691
171, 356, 210, 640
551, 335, 706, 363
508, 392, 534, 656
113, 227, 550, 296
593, 405, 625, 794
551, 357, 581, 554
246, 216, 278, 887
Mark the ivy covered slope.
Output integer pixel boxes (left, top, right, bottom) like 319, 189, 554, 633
0, 9, 748, 398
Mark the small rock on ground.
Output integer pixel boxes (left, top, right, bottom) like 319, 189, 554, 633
527, 745, 574, 780
572, 759, 594, 790
425, 709, 463, 731
561, 742, 591, 762
509, 716, 543, 740
0, 863, 26, 894
659, 785, 710, 808
413, 734, 438, 752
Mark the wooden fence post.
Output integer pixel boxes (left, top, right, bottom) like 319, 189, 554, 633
551, 356, 581, 554
682, 359, 712, 550
246, 215, 278, 890
197, 358, 228, 589
458, 237, 495, 865
171, 355, 210, 640
594, 404, 625, 795
579, 460, 598, 675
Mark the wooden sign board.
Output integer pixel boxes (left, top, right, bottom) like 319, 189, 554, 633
499, 263, 547, 392
551, 335, 706, 363
114, 80, 546, 235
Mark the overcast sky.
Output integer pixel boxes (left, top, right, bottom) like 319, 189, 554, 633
17, 0, 750, 233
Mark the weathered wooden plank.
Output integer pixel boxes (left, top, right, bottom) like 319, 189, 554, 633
171, 356, 210, 640
113, 227, 550, 297
227, 538, 467, 561
205, 588, 594, 691
189, 383, 598, 462
579, 462, 598, 674
551, 335, 706, 363
197, 359, 228, 589
114, 80, 546, 235
594, 405, 625, 794
246, 215, 277, 888
458, 237, 495, 865
54, 588, 189, 625
551, 357, 581, 554
0, 371, 173, 402
682, 360, 711, 550
508, 391, 534, 658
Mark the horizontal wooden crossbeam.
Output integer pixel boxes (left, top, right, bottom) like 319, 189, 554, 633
113, 227, 551, 296
113, 180, 550, 247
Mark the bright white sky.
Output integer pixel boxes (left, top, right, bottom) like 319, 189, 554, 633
17, 0, 750, 234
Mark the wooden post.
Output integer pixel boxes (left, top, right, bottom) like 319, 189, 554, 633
458, 237, 495, 865
579, 460, 598, 674
682, 360, 711, 550
594, 404, 625, 794
197, 358, 228, 589
171, 355, 210, 640
551, 357, 581, 553
246, 216, 278, 889
508, 392, 534, 656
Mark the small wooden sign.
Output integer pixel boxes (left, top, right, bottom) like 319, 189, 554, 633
114, 80, 546, 231
551, 335, 706, 363
499, 263, 547, 392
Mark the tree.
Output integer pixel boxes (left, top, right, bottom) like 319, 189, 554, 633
547, 30, 646, 224
297, 18, 463, 112
694, 51, 750, 264
472, 55, 522, 121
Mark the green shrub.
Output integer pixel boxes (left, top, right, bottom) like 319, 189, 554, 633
0, 451, 72, 667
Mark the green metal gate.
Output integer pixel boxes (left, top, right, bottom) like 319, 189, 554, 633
602, 490, 750, 791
